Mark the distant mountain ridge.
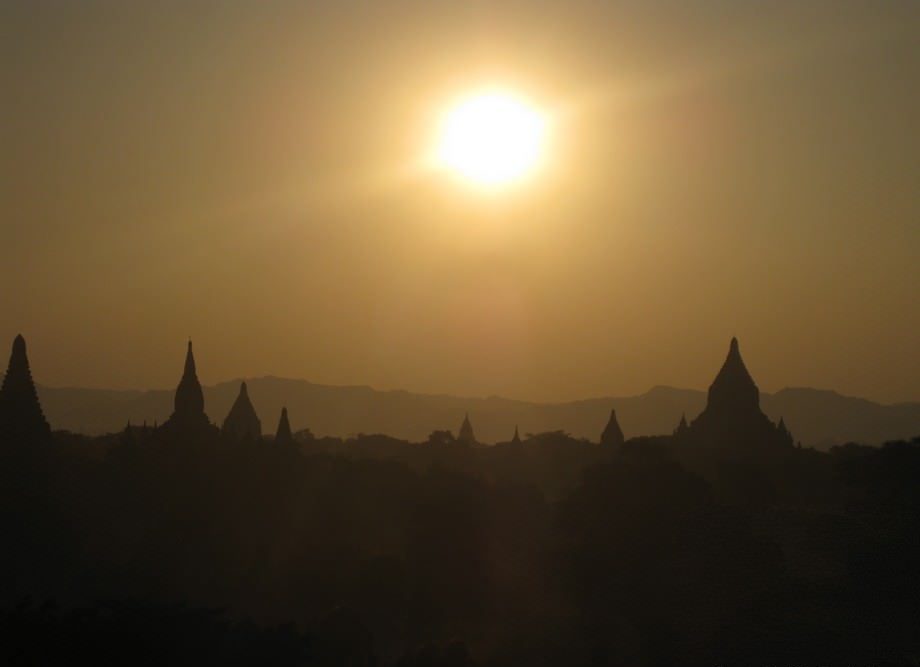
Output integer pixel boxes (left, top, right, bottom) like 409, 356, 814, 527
36, 379, 920, 449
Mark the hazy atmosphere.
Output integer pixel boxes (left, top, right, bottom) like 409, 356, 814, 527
3, 1, 918, 403
4, 4, 920, 665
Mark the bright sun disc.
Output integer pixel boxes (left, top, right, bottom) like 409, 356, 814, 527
437, 91, 547, 187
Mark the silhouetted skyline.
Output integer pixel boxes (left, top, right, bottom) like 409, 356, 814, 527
0, 333, 807, 450
3, 3, 919, 664
3, 329, 918, 665
2, 333, 916, 446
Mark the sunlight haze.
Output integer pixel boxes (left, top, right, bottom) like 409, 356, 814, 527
1, 1, 918, 403
436, 90, 548, 188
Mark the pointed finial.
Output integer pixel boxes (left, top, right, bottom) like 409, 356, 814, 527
275, 406, 294, 445
458, 412, 475, 444
601, 408, 624, 447
8, 334, 29, 368
184, 339, 196, 377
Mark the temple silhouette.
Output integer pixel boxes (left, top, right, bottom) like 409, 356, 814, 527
274, 406, 294, 445
0, 334, 51, 444
600, 409, 625, 447
157, 340, 218, 440
3, 331, 914, 666
457, 413, 476, 445
221, 381, 262, 442
1, 334, 794, 453
679, 337, 794, 453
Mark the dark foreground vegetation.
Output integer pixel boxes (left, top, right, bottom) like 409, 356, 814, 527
2, 429, 919, 666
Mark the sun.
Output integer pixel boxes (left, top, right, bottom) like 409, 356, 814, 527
436, 90, 548, 188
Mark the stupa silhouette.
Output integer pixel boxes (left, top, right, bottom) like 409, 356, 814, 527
158, 341, 217, 439
600, 409, 624, 447
275, 407, 294, 445
0, 335, 51, 443
457, 413, 476, 445
687, 337, 793, 452
221, 381, 262, 442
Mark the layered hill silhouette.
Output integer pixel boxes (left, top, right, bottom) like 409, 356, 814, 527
36, 379, 920, 449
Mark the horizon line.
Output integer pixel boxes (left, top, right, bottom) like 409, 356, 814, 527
34, 376, 918, 408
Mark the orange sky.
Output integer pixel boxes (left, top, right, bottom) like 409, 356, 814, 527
1, 1, 918, 403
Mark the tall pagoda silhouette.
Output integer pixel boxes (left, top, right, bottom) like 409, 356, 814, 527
158, 341, 217, 439
686, 337, 793, 452
600, 409, 625, 447
0, 335, 51, 444
221, 381, 262, 442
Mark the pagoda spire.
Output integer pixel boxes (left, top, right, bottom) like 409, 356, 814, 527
183, 339, 196, 379
706, 337, 759, 415
685, 337, 793, 453
159, 339, 215, 438
457, 412, 476, 445
275, 407, 294, 445
0, 335, 51, 443
221, 381, 262, 442
173, 340, 205, 418
600, 408, 624, 447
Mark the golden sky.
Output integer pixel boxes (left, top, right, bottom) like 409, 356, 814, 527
1, 1, 918, 403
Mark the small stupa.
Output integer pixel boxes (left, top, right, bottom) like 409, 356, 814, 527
275, 407, 294, 445
221, 381, 262, 441
600, 408, 625, 447
457, 413, 476, 445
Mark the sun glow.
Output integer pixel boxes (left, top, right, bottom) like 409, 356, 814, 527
436, 91, 548, 188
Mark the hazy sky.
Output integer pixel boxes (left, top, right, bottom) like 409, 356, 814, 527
2, 1, 918, 403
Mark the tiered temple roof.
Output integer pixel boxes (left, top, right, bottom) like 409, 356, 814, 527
159, 341, 217, 439
687, 338, 793, 452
